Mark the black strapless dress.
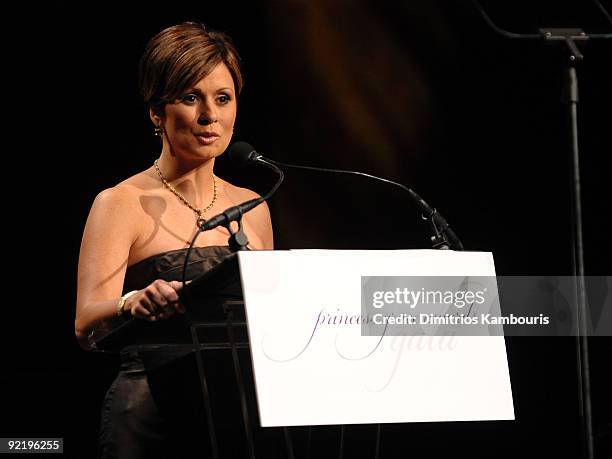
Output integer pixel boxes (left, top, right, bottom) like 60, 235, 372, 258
98, 246, 250, 459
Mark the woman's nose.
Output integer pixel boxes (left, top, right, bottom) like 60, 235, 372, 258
197, 100, 218, 125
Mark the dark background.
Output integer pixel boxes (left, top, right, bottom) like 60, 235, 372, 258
2, 0, 611, 457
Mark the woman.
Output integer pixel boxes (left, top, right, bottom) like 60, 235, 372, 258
75, 22, 273, 458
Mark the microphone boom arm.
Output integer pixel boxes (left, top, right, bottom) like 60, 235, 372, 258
267, 159, 463, 250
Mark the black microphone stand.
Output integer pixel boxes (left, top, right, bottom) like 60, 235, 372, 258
222, 209, 251, 252
178, 158, 284, 459
472, 2, 612, 458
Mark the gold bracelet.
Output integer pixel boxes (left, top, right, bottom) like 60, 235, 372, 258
116, 290, 138, 318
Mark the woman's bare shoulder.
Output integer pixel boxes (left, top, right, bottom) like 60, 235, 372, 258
93, 168, 158, 206
218, 177, 261, 204
218, 178, 273, 249
115, 167, 158, 192
92, 171, 158, 221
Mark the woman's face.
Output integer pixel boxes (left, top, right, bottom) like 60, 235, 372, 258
158, 63, 237, 163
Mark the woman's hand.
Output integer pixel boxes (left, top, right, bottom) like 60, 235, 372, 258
123, 280, 185, 321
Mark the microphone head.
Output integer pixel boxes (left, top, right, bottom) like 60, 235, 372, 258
228, 141, 261, 166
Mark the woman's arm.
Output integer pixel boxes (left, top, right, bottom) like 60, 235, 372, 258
75, 186, 187, 350
75, 186, 139, 349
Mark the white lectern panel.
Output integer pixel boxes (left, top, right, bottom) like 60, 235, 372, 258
238, 250, 514, 427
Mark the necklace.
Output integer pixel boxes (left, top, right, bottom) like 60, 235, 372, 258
154, 159, 218, 227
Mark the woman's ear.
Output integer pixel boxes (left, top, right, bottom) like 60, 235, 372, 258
149, 107, 163, 127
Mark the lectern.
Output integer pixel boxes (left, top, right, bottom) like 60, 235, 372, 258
94, 249, 514, 459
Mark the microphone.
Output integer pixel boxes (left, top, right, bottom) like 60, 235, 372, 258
198, 197, 262, 231
227, 141, 263, 166
198, 142, 284, 232
234, 145, 463, 250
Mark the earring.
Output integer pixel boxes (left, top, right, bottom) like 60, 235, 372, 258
154, 126, 163, 137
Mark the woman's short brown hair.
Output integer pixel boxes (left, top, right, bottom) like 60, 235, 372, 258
139, 22, 243, 115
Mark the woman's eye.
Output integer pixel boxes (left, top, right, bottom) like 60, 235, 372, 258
217, 94, 231, 105
181, 94, 199, 104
